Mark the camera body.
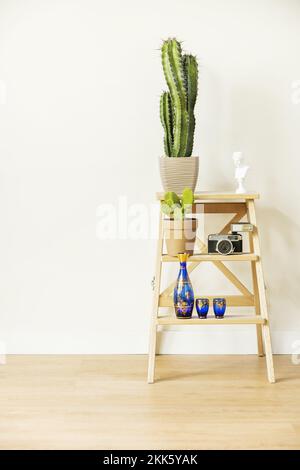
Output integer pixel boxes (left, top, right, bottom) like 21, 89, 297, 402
208, 232, 243, 255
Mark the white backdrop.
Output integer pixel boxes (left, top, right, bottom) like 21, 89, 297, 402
0, 0, 299, 354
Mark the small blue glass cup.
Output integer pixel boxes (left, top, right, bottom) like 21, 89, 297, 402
213, 298, 226, 318
196, 298, 209, 318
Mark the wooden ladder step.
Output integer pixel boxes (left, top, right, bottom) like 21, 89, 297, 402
157, 191, 260, 201
159, 294, 254, 307
157, 315, 266, 325
161, 253, 259, 262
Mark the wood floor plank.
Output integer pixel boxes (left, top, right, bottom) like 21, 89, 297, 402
0, 355, 299, 449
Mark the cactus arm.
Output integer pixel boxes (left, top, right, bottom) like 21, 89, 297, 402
160, 92, 173, 157
162, 39, 189, 157
161, 40, 181, 157
183, 54, 198, 157
168, 40, 189, 156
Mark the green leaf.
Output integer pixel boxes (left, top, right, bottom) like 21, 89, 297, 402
161, 202, 173, 216
182, 187, 194, 205
173, 205, 184, 220
164, 191, 181, 206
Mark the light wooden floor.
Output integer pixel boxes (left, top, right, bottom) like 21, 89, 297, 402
0, 355, 299, 450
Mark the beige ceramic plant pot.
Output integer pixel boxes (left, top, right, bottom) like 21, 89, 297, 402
159, 156, 199, 193
164, 218, 198, 256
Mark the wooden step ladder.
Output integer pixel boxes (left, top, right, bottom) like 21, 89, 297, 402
147, 192, 275, 384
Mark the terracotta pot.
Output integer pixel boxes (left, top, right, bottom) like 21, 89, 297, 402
164, 218, 198, 256
159, 156, 199, 193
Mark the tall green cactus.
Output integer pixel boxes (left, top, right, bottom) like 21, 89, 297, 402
160, 38, 198, 157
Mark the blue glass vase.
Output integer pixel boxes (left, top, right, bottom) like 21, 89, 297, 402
173, 253, 194, 318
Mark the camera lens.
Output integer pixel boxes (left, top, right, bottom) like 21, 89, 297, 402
216, 239, 233, 255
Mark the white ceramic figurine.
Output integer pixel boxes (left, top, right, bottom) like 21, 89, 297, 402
232, 151, 249, 194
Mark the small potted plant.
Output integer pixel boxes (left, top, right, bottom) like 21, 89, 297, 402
159, 38, 199, 193
161, 188, 197, 256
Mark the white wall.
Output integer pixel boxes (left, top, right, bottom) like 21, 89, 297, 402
0, 0, 299, 354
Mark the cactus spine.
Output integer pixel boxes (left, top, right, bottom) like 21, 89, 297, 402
160, 38, 198, 157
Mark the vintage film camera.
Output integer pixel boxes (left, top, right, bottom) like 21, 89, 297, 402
208, 222, 253, 255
